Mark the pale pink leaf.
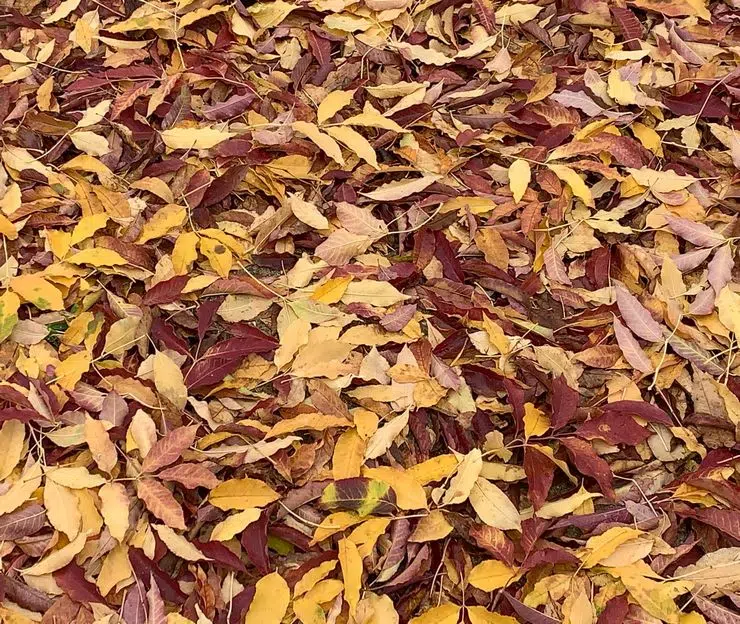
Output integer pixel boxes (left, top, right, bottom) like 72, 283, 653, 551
614, 281, 663, 342
543, 247, 571, 285
613, 315, 653, 373
665, 215, 725, 248
707, 245, 733, 294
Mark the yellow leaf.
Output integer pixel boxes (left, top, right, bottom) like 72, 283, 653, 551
0, 212, 18, 239
46, 465, 106, 488
103, 317, 140, 357
0, 421, 24, 480
24, 531, 88, 576
547, 164, 594, 207
288, 193, 330, 229
618, 573, 692, 624
70, 213, 109, 246
153, 351, 187, 410
348, 517, 390, 558
508, 159, 530, 202
627, 167, 695, 192
442, 448, 482, 506
10, 274, 65, 310
161, 126, 235, 150
324, 125, 379, 169
523, 402, 550, 438
631, 122, 664, 157
312, 276, 353, 304
209, 477, 280, 510
0, 290, 20, 342
409, 604, 461, 624
526, 73, 556, 104
468, 560, 520, 591
364, 410, 409, 460
292, 121, 345, 164
578, 527, 643, 567
494, 2, 542, 24
338, 537, 362, 615
99, 482, 130, 542
84, 416, 117, 473
467, 606, 518, 624
717, 286, 740, 335
70, 131, 110, 157
210, 508, 262, 541
475, 228, 509, 270
469, 477, 521, 531
362, 176, 438, 201
333, 428, 365, 479
317, 89, 355, 124
0, 462, 42, 515
536, 486, 599, 519
342, 103, 405, 133
137, 204, 187, 244
406, 454, 459, 485
67, 248, 127, 266
97, 543, 132, 595
172, 231, 199, 275
295, 560, 338, 596
341, 280, 408, 306
363, 466, 427, 510
200, 236, 233, 278
153, 524, 208, 561
54, 350, 92, 391
607, 70, 637, 106
266, 412, 350, 438
44, 479, 81, 539
77, 99, 111, 128
409, 509, 453, 542
43, 0, 82, 23
245, 572, 290, 624
247, 0, 297, 28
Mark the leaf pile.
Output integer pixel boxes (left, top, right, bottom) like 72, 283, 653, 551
0, 0, 739, 622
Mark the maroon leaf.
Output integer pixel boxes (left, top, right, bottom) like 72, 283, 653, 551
561, 437, 616, 500
610, 7, 642, 50
551, 375, 579, 430
54, 563, 104, 604
577, 412, 652, 445
504, 593, 560, 624
602, 400, 673, 426
142, 276, 190, 306
186, 337, 277, 389
240, 510, 270, 575
597, 595, 630, 624
524, 446, 555, 510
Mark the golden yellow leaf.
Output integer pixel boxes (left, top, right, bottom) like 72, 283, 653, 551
0, 421, 23, 480
84, 416, 117, 473
338, 537, 362, 615
99, 482, 130, 542
312, 276, 353, 304
97, 543, 132, 595
547, 164, 594, 207
294, 560, 339, 596
0, 462, 42, 515
153, 524, 208, 561
317, 89, 355, 124
46, 465, 106, 489
245, 572, 290, 624
293, 121, 345, 164
409, 604, 461, 624
578, 527, 643, 568
409, 510, 453, 542
442, 448, 482, 506
523, 402, 550, 438
200, 236, 233, 277
153, 351, 187, 410
209, 477, 280, 510
161, 127, 235, 150
468, 559, 520, 591
508, 159, 530, 202
44, 479, 81, 539
136, 205, 187, 244
333, 428, 365, 479
363, 466, 427, 510
23, 531, 88, 576
0, 290, 20, 343
10, 274, 65, 311
467, 606, 518, 624
210, 508, 261, 541
324, 125, 379, 169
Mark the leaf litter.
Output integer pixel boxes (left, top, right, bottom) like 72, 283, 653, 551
0, 0, 739, 622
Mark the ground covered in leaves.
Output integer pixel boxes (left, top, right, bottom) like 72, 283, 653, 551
0, 0, 739, 622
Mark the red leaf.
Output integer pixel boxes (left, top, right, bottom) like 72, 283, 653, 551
551, 375, 579, 430
524, 446, 554, 510
576, 412, 651, 445
561, 437, 616, 500
136, 479, 186, 530
142, 426, 199, 474
142, 276, 190, 306
610, 7, 642, 50
185, 337, 278, 389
